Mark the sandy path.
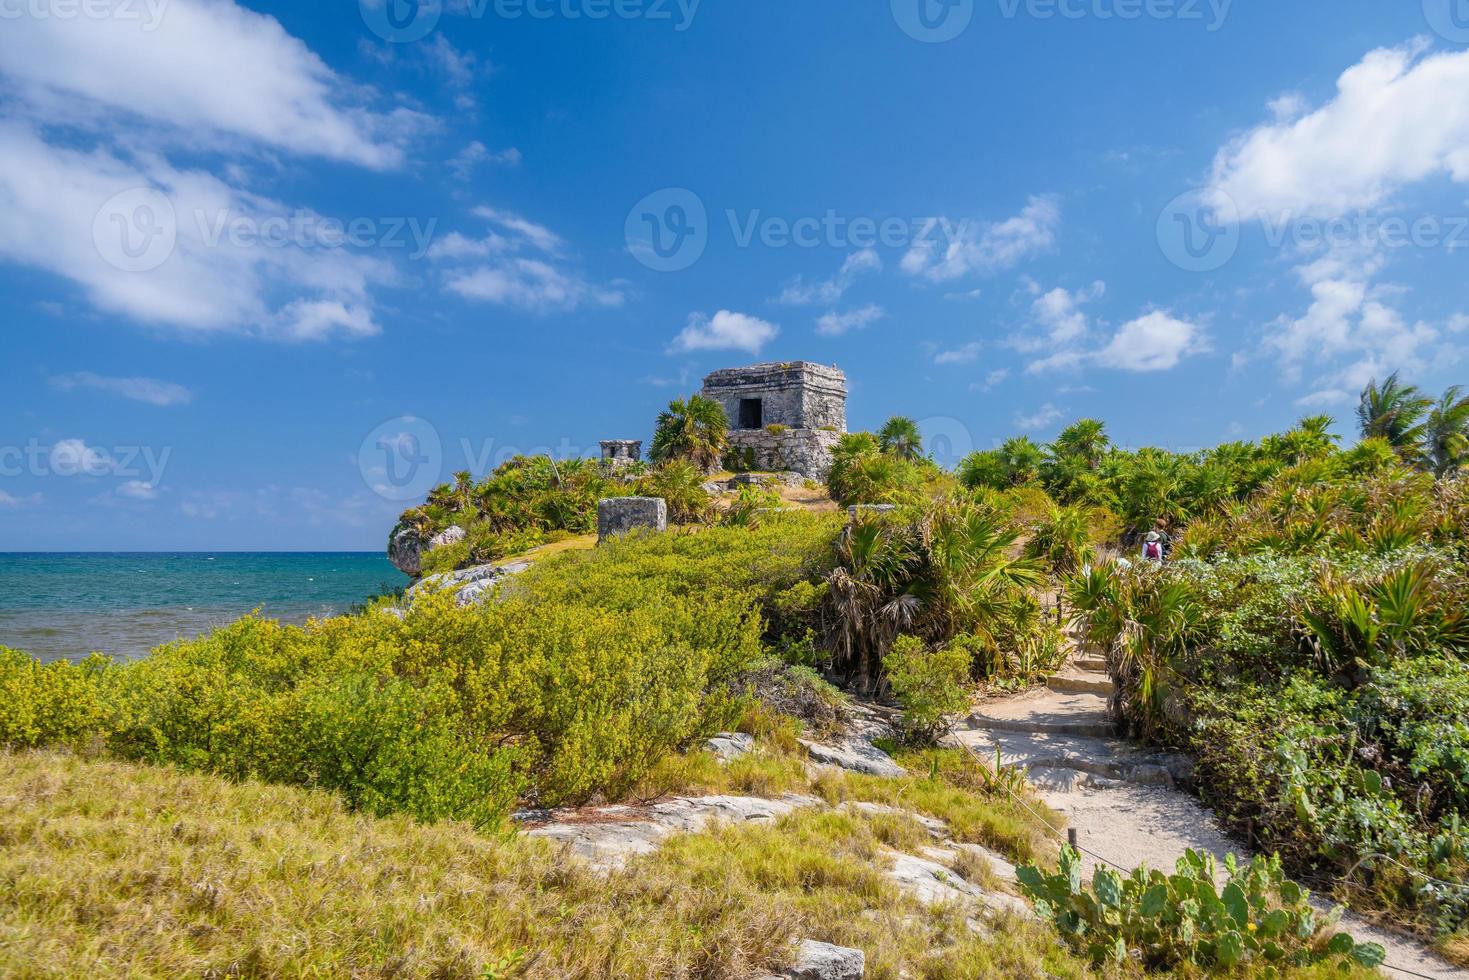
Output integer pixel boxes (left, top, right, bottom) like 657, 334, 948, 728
956, 679, 1466, 980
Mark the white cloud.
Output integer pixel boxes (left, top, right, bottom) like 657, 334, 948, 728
1030, 280, 1105, 348
901, 196, 1060, 283
934, 341, 983, 365
669, 310, 780, 355
1209, 42, 1469, 219
971, 368, 1010, 391
816, 304, 885, 337
1014, 403, 1064, 431
777, 249, 881, 305
49, 439, 114, 477
116, 480, 159, 501
0, 122, 390, 340
1093, 311, 1211, 372
50, 372, 193, 407
433, 208, 622, 313
445, 259, 624, 313
0, 490, 42, 508
0, 0, 420, 169
448, 141, 521, 180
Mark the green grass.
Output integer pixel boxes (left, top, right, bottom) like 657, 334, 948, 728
0, 750, 1091, 980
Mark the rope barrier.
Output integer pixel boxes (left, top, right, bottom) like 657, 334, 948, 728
960, 743, 1450, 979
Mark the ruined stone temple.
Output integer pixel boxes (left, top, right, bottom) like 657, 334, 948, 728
700, 361, 847, 479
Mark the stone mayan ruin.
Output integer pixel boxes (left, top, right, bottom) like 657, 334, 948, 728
700, 361, 847, 479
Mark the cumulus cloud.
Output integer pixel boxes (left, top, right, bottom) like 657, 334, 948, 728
901, 196, 1060, 283
1020, 281, 1208, 373
48, 439, 114, 477
0, 0, 421, 169
777, 249, 881, 306
1208, 42, 1469, 220
934, 341, 983, 365
1014, 403, 1064, 431
668, 310, 780, 355
1093, 312, 1211, 372
116, 480, 159, 501
432, 207, 623, 313
816, 304, 885, 337
448, 141, 521, 180
50, 371, 193, 406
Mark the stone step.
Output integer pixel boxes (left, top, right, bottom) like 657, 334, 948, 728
1047, 668, 1115, 697
965, 691, 1116, 739
1073, 656, 1108, 673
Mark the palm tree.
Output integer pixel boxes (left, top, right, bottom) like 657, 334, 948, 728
1426, 386, 1469, 477
649, 395, 729, 472
1052, 418, 1110, 471
1356, 373, 1432, 462
1000, 437, 1045, 486
878, 416, 924, 461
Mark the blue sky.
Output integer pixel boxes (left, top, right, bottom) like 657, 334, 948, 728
2, 0, 1467, 550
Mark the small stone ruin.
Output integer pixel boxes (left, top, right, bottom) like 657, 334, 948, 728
597, 496, 667, 542
699, 361, 847, 479
600, 439, 642, 470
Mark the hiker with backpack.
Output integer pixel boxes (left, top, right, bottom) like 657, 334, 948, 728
1142, 530, 1166, 563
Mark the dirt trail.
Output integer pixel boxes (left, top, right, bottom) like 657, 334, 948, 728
953, 659, 1466, 980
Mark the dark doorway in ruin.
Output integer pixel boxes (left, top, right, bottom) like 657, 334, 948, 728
739, 398, 763, 430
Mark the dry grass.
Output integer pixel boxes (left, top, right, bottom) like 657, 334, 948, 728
0, 750, 1088, 980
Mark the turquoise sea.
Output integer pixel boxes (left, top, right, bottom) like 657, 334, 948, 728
0, 553, 409, 663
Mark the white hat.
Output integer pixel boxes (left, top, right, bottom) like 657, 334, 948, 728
1145, 531, 1160, 542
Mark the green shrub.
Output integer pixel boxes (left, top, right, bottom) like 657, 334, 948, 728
0, 648, 108, 749
1018, 846, 1385, 971
882, 635, 971, 743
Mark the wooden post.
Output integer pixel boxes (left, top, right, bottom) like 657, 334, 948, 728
1067, 828, 1078, 850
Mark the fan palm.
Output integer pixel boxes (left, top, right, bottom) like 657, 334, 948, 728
649, 395, 729, 472
878, 416, 924, 461
1052, 418, 1109, 471
1356, 373, 1432, 463
1426, 386, 1469, 477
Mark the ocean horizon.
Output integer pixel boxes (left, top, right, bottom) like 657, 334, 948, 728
0, 552, 409, 664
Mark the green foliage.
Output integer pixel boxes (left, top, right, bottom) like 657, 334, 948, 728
650, 394, 729, 472
877, 416, 923, 461
3, 516, 846, 830
1358, 371, 1434, 462
825, 497, 1044, 689
824, 430, 943, 507
1019, 846, 1385, 972
722, 482, 783, 527
0, 647, 108, 749
882, 635, 971, 742
634, 460, 712, 524
1025, 503, 1119, 576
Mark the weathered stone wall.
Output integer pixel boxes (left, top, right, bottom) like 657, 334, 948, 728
725, 428, 841, 480
597, 496, 667, 542
700, 361, 847, 432
600, 439, 642, 469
